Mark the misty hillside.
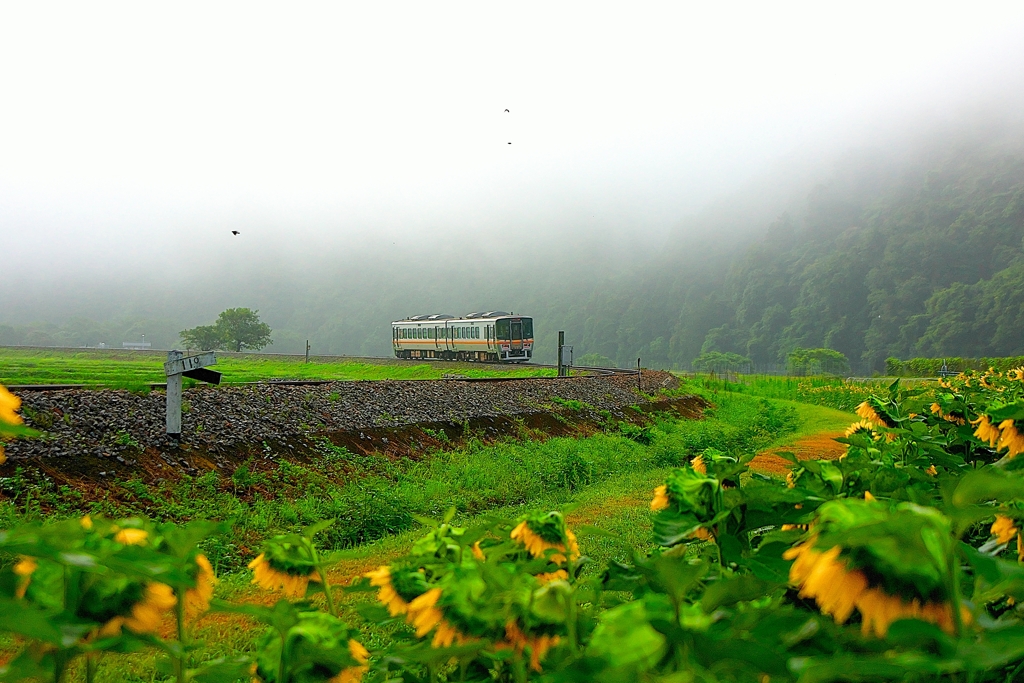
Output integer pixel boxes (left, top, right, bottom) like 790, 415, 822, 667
699, 125, 1024, 371
533, 120, 1024, 373
3, 119, 1024, 374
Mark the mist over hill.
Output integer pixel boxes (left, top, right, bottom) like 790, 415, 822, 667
4, 106, 1024, 373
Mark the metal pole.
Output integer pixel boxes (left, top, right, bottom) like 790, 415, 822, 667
166, 350, 182, 438
305, 340, 310, 363
637, 357, 641, 392
557, 331, 565, 377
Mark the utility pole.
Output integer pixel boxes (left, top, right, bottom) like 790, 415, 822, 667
305, 340, 311, 364
557, 331, 566, 377
637, 357, 641, 393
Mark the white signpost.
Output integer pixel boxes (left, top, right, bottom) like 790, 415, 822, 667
165, 350, 220, 438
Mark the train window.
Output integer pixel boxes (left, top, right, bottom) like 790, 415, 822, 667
496, 319, 510, 339
523, 319, 533, 338
474, 327, 479, 339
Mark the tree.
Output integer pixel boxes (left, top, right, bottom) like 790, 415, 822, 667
786, 347, 849, 376
576, 353, 613, 367
179, 308, 273, 352
691, 351, 751, 374
215, 308, 272, 352
179, 324, 223, 352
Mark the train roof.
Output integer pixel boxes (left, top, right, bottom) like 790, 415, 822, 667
393, 311, 526, 323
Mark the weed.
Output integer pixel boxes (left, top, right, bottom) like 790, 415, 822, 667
114, 429, 140, 448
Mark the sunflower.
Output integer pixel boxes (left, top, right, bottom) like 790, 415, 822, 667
329, 640, 370, 683
690, 455, 707, 475
114, 528, 148, 546
407, 588, 444, 637
185, 554, 218, 617
504, 620, 560, 672
400, 586, 474, 647
535, 570, 569, 583
997, 420, 1024, 459
844, 420, 877, 437
990, 514, 1024, 561
249, 553, 319, 598
471, 541, 486, 561
925, 464, 938, 476
365, 565, 410, 617
855, 401, 890, 429
1010, 367, 1024, 382
95, 582, 177, 637
430, 617, 475, 648
0, 385, 22, 425
650, 485, 670, 511
929, 403, 966, 426
991, 515, 1018, 544
125, 582, 177, 633
510, 518, 579, 565
784, 539, 964, 637
971, 415, 1001, 448
13, 556, 37, 599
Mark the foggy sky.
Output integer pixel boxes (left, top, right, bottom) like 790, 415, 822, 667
3, 2, 1024, 295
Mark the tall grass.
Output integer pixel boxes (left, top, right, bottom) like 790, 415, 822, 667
683, 374, 883, 411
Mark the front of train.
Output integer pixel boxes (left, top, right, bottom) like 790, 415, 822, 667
494, 315, 533, 362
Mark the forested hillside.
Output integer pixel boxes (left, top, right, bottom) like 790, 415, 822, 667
554, 121, 1024, 373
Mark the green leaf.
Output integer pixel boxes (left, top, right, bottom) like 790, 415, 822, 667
700, 575, 771, 613
586, 600, 666, 671
302, 519, 335, 539
190, 656, 254, 683
950, 469, 1024, 508
0, 598, 67, 645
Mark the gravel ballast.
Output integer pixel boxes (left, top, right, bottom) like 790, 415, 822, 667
5, 372, 679, 462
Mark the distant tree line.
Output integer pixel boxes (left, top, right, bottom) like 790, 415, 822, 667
885, 355, 1024, 377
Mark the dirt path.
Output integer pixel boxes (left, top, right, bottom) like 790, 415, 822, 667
748, 431, 847, 476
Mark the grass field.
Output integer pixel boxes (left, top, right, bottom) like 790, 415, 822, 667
0, 347, 556, 389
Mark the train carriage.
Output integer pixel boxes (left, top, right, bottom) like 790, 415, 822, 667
392, 311, 533, 362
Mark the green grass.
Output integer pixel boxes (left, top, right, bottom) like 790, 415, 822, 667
680, 373, 901, 412
0, 348, 555, 389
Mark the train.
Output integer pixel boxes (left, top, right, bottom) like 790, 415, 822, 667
392, 312, 534, 362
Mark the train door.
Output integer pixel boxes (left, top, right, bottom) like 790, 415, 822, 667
434, 326, 441, 352
510, 319, 523, 350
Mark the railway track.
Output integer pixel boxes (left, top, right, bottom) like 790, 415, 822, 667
6, 363, 639, 391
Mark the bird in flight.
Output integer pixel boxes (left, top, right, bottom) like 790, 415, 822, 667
231, 230, 240, 236
504, 108, 509, 112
